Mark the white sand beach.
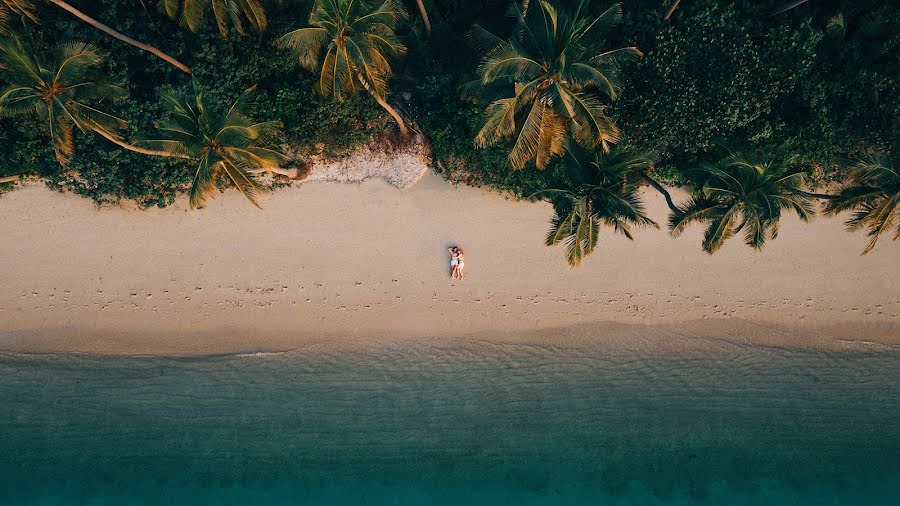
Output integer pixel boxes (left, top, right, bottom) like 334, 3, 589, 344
0, 171, 897, 355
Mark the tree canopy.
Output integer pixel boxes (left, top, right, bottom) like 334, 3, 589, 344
472, 1, 640, 169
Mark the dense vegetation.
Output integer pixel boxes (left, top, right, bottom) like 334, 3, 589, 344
0, 0, 897, 261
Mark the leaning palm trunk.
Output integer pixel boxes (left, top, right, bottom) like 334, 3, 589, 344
773, 0, 809, 15
640, 172, 680, 214
0, 175, 20, 184
414, 0, 431, 37
356, 74, 409, 136
49, 0, 191, 74
663, 0, 681, 20
91, 128, 191, 158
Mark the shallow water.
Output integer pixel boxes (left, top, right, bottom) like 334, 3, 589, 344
0, 337, 898, 504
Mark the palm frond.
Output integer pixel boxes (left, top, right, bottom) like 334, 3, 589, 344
189, 154, 216, 209
467, 24, 505, 55
0, 0, 37, 36
822, 157, 899, 254
537, 150, 655, 267
275, 27, 329, 69
477, 42, 542, 85
508, 98, 545, 169
702, 204, 739, 254
669, 196, 722, 238
162, 0, 267, 36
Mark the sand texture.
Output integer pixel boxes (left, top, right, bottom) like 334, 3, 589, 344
0, 170, 897, 355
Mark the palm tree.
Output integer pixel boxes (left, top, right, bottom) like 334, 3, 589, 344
670, 155, 816, 254
530, 151, 657, 267
276, 0, 410, 136
0, 37, 173, 165
0, 0, 37, 35
159, 0, 267, 37
823, 157, 899, 255
471, 1, 641, 169
47, 0, 191, 73
138, 85, 288, 209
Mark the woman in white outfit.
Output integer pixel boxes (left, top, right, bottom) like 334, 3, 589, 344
448, 247, 465, 279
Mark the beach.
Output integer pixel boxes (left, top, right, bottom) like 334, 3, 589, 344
0, 171, 896, 355
2, 171, 900, 504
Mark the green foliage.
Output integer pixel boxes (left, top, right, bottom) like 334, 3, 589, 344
159, 0, 268, 36
615, 0, 897, 175
470, 1, 639, 169
530, 150, 657, 267
670, 154, 816, 254
0, 0, 37, 36
277, 0, 407, 101
824, 157, 900, 255
55, 135, 191, 208
414, 69, 569, 195
139, 85, 287, 209
0, 0, 895, 232
616, 2, 821, 161
259, 85, 383, 157
0, 0, 380, 205
791, 3, 899, 168
0, 36, 129, 165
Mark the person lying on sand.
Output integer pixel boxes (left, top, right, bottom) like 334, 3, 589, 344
449, 247, 459, 278
449, 247, 465, 280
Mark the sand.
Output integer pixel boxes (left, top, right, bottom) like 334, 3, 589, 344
0, 169, 897, 355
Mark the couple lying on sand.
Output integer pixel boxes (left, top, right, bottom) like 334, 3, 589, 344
449, 247, 465, 280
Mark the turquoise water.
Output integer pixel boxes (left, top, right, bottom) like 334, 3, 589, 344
1, 337, 898, 504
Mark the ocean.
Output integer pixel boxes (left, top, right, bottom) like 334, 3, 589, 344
1, 335, 898, 504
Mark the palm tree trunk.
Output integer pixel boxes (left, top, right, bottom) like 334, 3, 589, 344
641, 173, 680, 214
48, 0, 192, 75
663, 0, 681, 21
92, 129, 191, 159
415, 0, 432, 37
355, 74, 410, 137
0, 175, 20, 184
773, 0, 809, 15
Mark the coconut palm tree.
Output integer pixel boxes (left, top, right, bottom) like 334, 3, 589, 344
0, 0, 37, 35
137, 85, 288, 209
471, 1, 641, 169
530, 151, 657, 267
276, 0, 410, 136
670, 154, 816, 254
0, 37, 173, 165
823, 157, 899, 255
159, 0, 267, 37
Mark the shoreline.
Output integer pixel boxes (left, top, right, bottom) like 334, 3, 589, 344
1, 172, 897, 355
1, 319, 898, 357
